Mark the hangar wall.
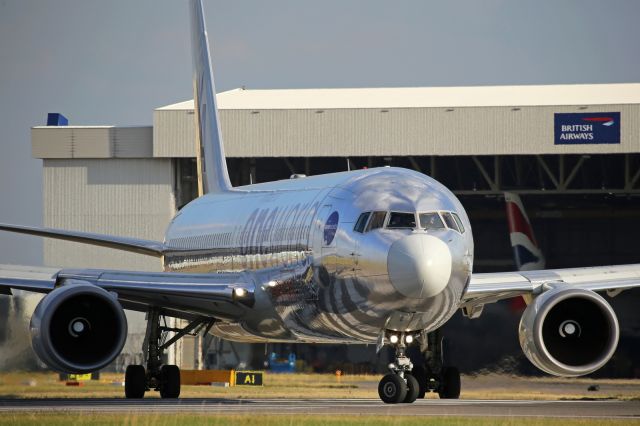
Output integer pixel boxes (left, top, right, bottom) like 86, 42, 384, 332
154, 84, 640, 158
155, 104, 640, 158
43, 158, 173, 270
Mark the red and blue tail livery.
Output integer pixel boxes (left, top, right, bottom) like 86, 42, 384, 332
505, 192, 545, 271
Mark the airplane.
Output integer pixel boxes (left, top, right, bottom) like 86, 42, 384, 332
0, 0, 639, 404
504, 191, 546, 313
504, 192, 545, 272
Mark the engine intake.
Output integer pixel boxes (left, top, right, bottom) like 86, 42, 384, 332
519, 287, 619, 376
30, 282, 127, 373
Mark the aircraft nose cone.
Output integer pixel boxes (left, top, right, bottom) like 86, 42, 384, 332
387, 234, 452, 299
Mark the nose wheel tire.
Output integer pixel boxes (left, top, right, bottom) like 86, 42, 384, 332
438, 366, 461, 399
403, 373, 419, 403
378, 373, 407, 404
159, 365, 181, 398
124, 365, 146, 399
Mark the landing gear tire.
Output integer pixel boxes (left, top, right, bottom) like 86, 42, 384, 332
378, 373, 407, 404
412, 365, 427, 399
124, 365, 146, 399
403, 373, 419, 403
438, 366, 461, 399
159, 364, 181, 398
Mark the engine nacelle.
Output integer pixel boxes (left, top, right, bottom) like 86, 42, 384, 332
30, 282, 127, 373
519, 287, 619, 377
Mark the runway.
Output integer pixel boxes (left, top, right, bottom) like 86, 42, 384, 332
0, 398, 638, 418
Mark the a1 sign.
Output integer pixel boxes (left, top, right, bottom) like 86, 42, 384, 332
235, 371, 264, 386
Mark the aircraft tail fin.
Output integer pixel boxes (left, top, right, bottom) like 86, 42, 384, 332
504, 192, 545, 271
189, 0, 232, 194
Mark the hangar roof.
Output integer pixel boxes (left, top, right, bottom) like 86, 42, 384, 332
159, 83, 640, 110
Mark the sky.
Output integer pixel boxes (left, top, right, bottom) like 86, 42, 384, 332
1, 0, 639, 265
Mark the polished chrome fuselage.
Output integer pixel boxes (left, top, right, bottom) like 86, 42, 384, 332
163, 167, 473, 344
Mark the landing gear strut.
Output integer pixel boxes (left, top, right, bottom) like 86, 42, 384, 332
124, 308, 214, 399
377, 329, 460, 404
411, 330, 461, 399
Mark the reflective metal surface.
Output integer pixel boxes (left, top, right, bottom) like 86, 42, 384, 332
164, 167, 473, 343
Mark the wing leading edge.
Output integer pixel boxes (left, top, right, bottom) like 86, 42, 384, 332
0, 264, 256, 322
0, 223, 166, 257
463, 264, 640, 314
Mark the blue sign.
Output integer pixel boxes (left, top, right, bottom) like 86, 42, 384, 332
323, 211, 339, 245
554, 112, 620, 145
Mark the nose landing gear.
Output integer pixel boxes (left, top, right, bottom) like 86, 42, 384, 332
377, 329, 460, 403
377, 333, 420, 404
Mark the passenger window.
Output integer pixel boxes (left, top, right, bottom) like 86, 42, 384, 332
387, 212, 416, 229
366, 211, 387, 231
452, 213, 465, 233
354, 212, 371, 233
441, 212, 460, 232
419, 212, 446, 230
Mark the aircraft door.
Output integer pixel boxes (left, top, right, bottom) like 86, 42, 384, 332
312, 205, 338, 283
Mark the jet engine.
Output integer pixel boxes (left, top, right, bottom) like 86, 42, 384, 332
518, 287, 619, 376
30, 283, 127, 373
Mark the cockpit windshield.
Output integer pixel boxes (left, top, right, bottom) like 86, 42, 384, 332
366, 211, 387, 231
451, 212, 465, 233
355, 210, 464, 234
387, 212, 416, 229
441, 212, 460, 233
419, 212, 446, 230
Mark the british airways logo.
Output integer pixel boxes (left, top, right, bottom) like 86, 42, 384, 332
582, 116, 615, 127
555, 112, 620, 145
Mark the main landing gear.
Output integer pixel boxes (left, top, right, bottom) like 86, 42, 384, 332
377, 329, 460, 404
124, 308, 214, 399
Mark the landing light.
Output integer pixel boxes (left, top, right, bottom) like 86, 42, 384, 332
233, 288, 247, 298
389, 334, 399, 344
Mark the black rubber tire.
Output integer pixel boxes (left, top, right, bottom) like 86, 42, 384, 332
438, 366, 461, 399
124, 365, 146, 399
159, 365, 181, 399
403, 373, 419, 403
378, 373, 407, 404
412, 365, 427, 398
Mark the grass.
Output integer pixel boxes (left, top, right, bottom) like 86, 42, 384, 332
0, 414, 638, 426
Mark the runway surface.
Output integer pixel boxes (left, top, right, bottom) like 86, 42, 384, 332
0, 398, 638, 418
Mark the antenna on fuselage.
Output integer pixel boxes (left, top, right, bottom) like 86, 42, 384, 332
190, 0, 232, 195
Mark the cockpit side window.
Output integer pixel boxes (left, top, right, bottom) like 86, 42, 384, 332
441, 212, 460, 232
354, 212, 371, 233
451, 212, 465, 233
387, 212, 416, 229
419, 212, 446, 230
366, 211, 387, 231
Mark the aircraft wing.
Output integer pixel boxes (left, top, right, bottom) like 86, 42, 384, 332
0, 264, 256, 322
463, 264, 640, 312
0, 223, 166, 257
